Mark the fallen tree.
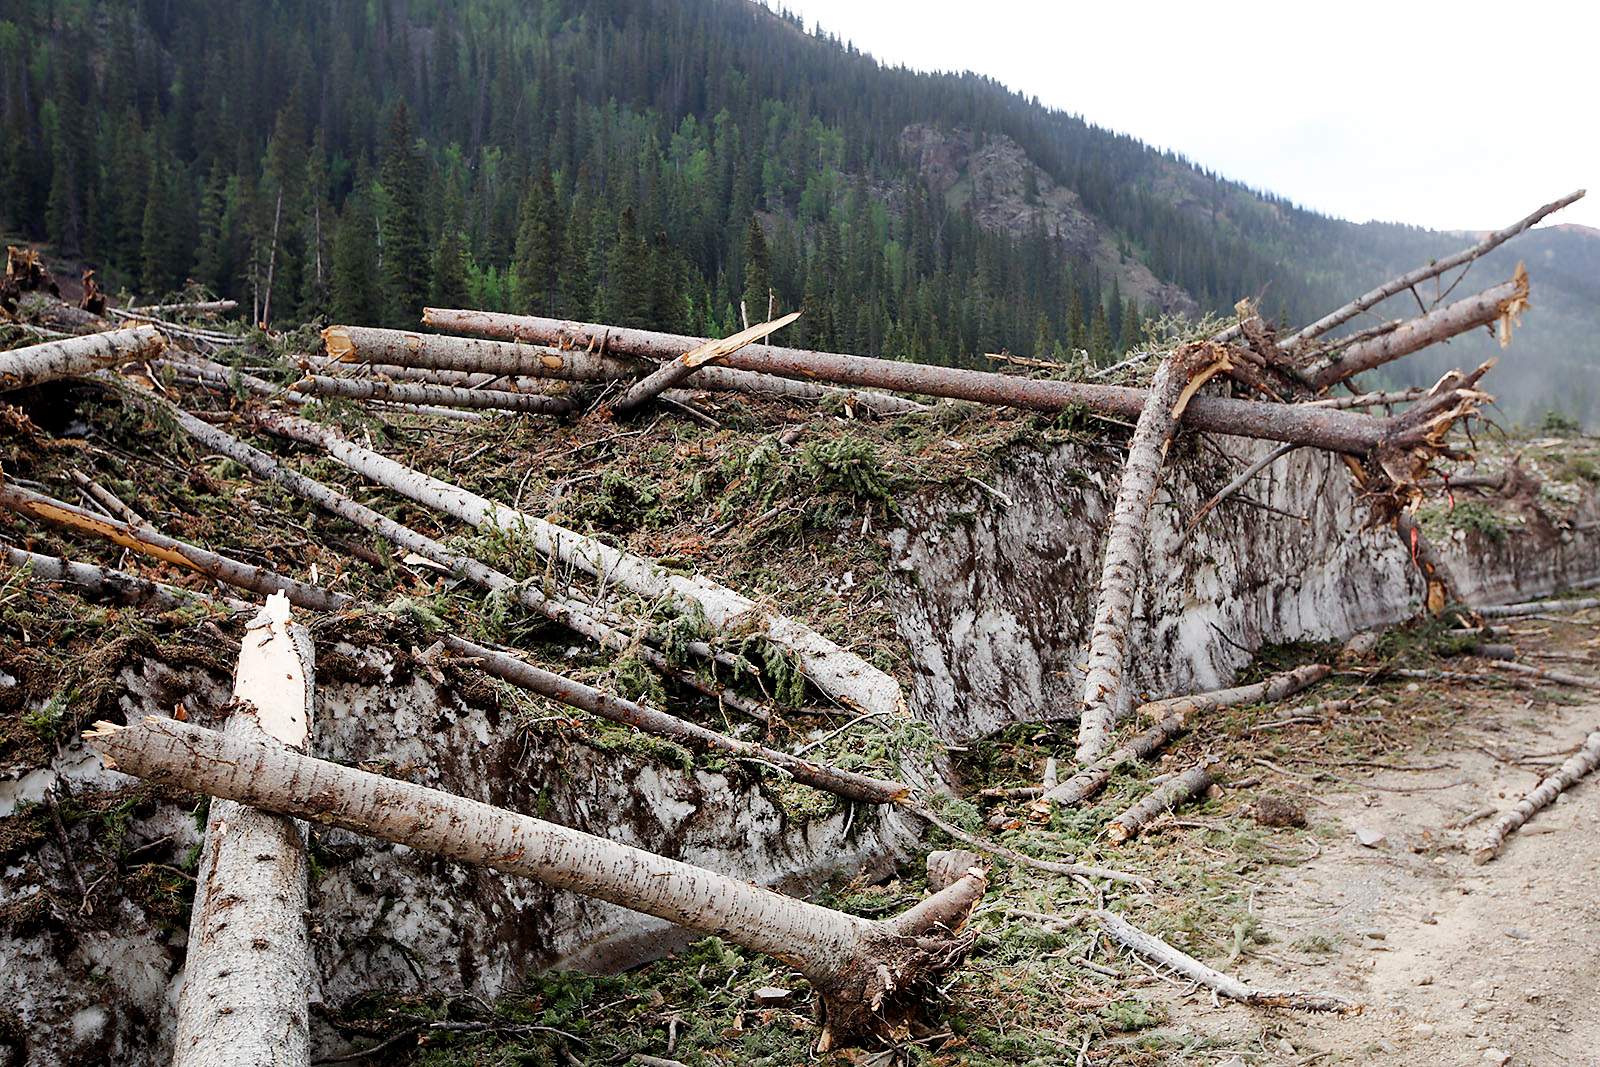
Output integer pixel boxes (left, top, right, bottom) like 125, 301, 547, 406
172, 593, 316, 1067
86, 715, 984, 1049
0, 325, 165, 390
1, 541, 243, 613
252, 410, 909, 719
289, 374, 578, 415
1472, 728, 1600, 864
1076, 344, 1232, 762
1104, 760, 1217, 843
415, 311, 1481, 455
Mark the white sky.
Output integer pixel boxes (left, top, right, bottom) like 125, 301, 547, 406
771, 0, 1598, 231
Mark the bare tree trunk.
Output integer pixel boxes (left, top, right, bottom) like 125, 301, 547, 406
0, 482, 348, 612
1093, 910, 1359, 1013
1304, 386, 1432, 410
172, 593, 315, 1067
1076, 345, 1231, 763
87, 716, 984, 1049
1043, 714, 1188, 807
611, 311, 800, 416
1280, 189, 1582, 350
0, 325, 165, 390
416, 312, 1467, 454
256, 412, 908, 719
325, 326, 926, 415
1479, 596, 1600, 618
1104, 761, 1216, 843
162, 356, 490, 423
289, 374, 578, 414
1304, 272, 1529, 389
260, 188, 283, 329
1473, 729, 1600, 864
1, 541, 246, 613
113, 299, 237, 317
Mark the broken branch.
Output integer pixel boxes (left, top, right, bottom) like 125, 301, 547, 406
1472, 729, 1600, 864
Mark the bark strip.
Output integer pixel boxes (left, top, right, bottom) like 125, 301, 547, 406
417, 311, 1461, 454
255, 412, 908, 718
611, 311, 800, 416
172, 593, 315, 1067
1305, 273, 1529, 389
1093, 910, 1360, 1013
0, 325, 165, 390
86, 716, 982, 1048
1472, 729, 1600, 864
1076, 344, 1230, 763
1104, 761, 1216, 843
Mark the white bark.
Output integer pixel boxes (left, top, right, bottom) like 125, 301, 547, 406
0, 325, 165, 390
1104, 760, 1216, 843
88, 716, 985, 1049
1076, 345, 1229, 763
1, 541, 245, 613
1473, 729, 1600, 864
1094, 910, 1360, 1013
289, 374, 577, 414
261, 413, 907, 718
172, 593, 316, 1067
1479, 596, 1600, 618
611, 311, 800, 416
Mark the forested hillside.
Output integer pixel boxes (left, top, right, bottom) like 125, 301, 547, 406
1, 0, 1593, 419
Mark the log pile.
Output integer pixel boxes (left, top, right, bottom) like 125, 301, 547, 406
0, 188, 1589, 1057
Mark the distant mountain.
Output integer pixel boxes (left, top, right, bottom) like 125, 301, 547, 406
0, 0, 1590, 422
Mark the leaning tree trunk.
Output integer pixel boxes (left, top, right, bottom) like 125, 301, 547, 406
87, 716, 986, 1051
610, 310, 799, 416
1075, 344, 1230, 763
0, 325, 165, 390
171, 593, 316, 1067
256, 412, 908, 719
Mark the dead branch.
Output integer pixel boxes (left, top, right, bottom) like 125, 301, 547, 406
1043, 713, 1188, 807
1472, 729, 1600, 864
1077, 344, 1232, 763
1, 541, 245, 613
0, 325, 165, 391
1184, 442, 1299, 535
1104, 760, 1216, 843
1280, 189, 1583, 351
416, 312, 1479, 455
173, 593, 315, 1067
904, 803, 1151, 886
612, 311, 800, 416
1304, 271, 1529, 390
1487, 660, 1600, 691
1092, 910, 1361, 1013
1304, 387, 1432, 410
86, 715, 981, 1049
1479, 596, 1600, 618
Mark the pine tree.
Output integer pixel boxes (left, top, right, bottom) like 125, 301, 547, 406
740, 216, 771, 325
1120, 299, 1141, 355
1089, 299, 1112, 365
512, 175, 555, 313
378, 103, 429, 327
1067, 287, 1087, 356
430, 227, 469, 309
330, 193, 382, 325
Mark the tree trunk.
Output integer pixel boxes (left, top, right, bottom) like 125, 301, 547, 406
610, 311, 800, 416
1104, 760, 1216, 843
1472, 729, 1600, 864
1, 541, 245, 613
1304, 386, 1431, 410
416, 311, 1465, 454
0, 325, 165, 390
324, 325, 926, 415
289, 374, 578, 414
1305, 272, 1529, 389
171, 593, 315, 1067
256, 411, 908, 719
1043, 713, 1189, 807
0, 482, 349, 612
87, 716, 984, 1050
1093, 910, 1359, 1013
1076, 345, 1231, 763
1280, 189, 1581, 350
1479, 596, 1600, 618
162, 356, 490, 423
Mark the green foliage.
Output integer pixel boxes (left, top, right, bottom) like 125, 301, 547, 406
1541, 409, 1582, 436
798, 435, 894, 505
1416, 501, 1509, 544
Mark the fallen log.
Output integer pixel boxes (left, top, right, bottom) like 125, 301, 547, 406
164, 356, 490, 423
1077, 344, 1232, 763
0, 481, 349, 612
1042, 714, 1189, 807
172, 593, 315, 1067
1472, 729, 1600, 864
1280, 189, 1583, 351
1, 541, 245, 613
1093, 910, 1360, 1013
1488, 660, 1600, 691
254, 411, 908, 719
86, 715, 982, 1049
1104, 760, 1216, 843
117, 299, 237, 317
1478, 596, 1600, 618
417, 312, 1475, 455
904, 803, 1151, 886
289, 374, 578, 415
1303, 386, 1433, 410
612, 311, 800, 416
1305, 272, 1529, 390
0, 325, 165, 390
323, 325, 926, 415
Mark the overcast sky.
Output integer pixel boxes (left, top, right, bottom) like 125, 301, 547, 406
771, 0, 1597, 232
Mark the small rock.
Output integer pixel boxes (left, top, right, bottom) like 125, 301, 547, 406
1483, 1049, 1511, 1065
1361, 928, 1388, 941
752, 986, 793, 1006
1253, 794, 1309, 828
1505, 927, 1532, 940
1416, 974, 1435, 986
1413, 1023, 1437, 1038
1355, 827, 1387, 848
